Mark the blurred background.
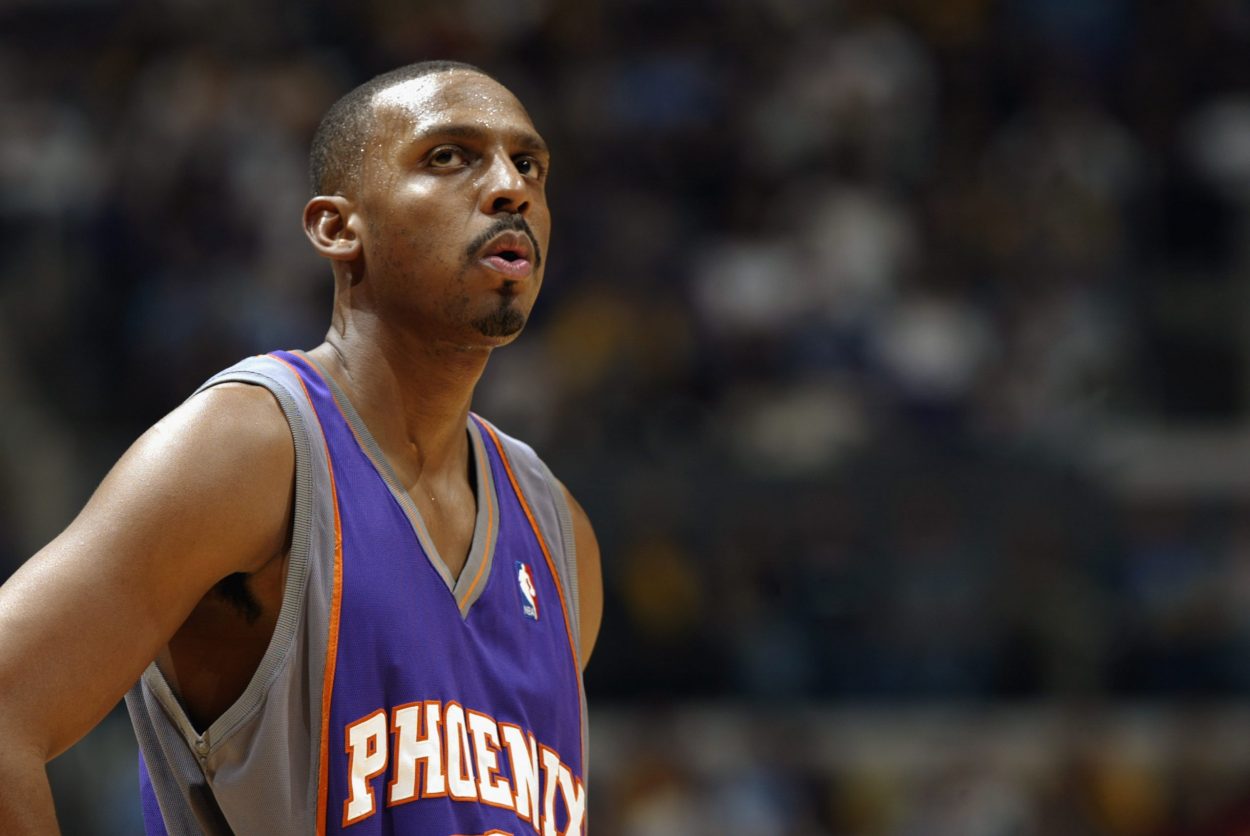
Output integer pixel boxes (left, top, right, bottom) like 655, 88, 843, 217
4, 0, 1250, 833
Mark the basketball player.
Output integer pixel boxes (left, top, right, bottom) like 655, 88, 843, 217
0, 60, 601, 835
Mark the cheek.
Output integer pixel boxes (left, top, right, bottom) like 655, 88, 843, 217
371, 204, 460, 268
530, 210, 553, 255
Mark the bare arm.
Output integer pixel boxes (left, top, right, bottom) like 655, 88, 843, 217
0, 384, 293, 833
560, 485, 602, 672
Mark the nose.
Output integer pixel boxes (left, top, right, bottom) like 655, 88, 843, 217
479, 153, 529, 216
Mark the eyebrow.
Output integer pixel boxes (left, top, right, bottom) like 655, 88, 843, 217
414, 123, 549, 156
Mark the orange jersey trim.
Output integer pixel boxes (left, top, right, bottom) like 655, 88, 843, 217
269, 353, 345, 836
476, 419, 585, 757
457, 478, 496, 609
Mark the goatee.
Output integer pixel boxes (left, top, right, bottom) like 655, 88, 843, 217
473, 302, 526, 337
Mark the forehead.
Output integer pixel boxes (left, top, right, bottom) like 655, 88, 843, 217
371, 71, 539, 141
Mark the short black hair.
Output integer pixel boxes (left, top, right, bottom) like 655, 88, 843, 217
308, 60, 495, 196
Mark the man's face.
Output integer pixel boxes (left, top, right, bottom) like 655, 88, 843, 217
353, 70, 551, 348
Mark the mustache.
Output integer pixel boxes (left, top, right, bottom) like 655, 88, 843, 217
465, 215, 543, 268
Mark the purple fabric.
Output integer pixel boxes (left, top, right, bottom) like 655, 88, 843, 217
137, 751, 169, 836
273, 351, 582, 834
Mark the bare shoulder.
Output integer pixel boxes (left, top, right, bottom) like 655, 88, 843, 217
99, 381, 295, 574
148, 381, 293, 487
0, 379, 295, 764
557, 482, 603, 671
157, 381, 293, 482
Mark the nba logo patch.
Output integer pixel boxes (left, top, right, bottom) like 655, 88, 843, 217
515, 561, 540, 621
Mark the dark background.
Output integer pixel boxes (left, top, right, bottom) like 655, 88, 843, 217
5, 0, 1250, 832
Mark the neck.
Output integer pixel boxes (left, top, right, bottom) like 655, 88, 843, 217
306, 310, 492, 479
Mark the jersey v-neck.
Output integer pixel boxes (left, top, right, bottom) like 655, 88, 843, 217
295, 351, 500, 617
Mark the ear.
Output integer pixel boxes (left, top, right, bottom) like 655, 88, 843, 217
303, 195, 361, 261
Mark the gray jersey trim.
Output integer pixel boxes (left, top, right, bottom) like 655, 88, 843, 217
127, 680, 234, 834
476, 419, 589, 775
540, 464, 580, 654
154, 364, 315, 750
126, 356, 327, 835
484, 423, 580, 653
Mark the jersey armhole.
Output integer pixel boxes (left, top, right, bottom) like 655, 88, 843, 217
139, 363, 317, 752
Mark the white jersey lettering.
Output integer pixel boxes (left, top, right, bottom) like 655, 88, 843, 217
540, 746, 561, 836
444, 703, 479, 801
343, 710, 389, 825
339, 700, 580, 831
468, 710, 514, 810
389, 701, 445, 804
558, 762, 586, 836
500, 724, 541, 828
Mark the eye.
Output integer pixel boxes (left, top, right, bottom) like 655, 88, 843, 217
428, 146, 468, 168
514, 155, 545, 179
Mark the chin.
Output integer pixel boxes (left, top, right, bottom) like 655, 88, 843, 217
472, 306, 528, 340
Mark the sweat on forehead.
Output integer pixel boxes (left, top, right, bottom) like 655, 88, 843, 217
307, 60, 506, 196
372, 72, 524, 118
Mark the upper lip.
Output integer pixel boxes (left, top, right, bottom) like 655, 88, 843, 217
480, 231, 534, 262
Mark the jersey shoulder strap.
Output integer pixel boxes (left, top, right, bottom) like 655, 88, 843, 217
474, 416, 581, 658
127, 352, 335, 836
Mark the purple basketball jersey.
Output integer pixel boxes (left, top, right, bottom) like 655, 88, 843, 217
269, 352, 586, 835
131, 351, 586, 835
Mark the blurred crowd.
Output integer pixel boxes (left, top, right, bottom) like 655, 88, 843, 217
590, 706, 1250, 836
5, 0, 1250, 832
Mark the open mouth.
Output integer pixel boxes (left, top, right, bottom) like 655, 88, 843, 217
468, 219, 543, 269
479, 231, 536, 278
482, 231, 533, 262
